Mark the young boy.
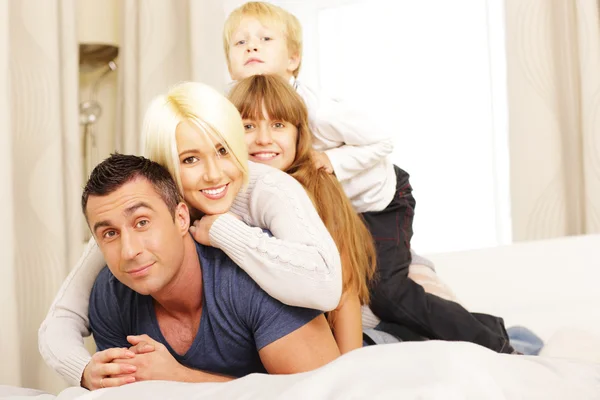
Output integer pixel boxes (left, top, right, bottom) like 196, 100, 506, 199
221, 2, 515, 354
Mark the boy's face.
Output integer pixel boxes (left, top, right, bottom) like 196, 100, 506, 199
228, 17, 299, 81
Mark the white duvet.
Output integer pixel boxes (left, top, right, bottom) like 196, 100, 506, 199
4, 341, 600, 400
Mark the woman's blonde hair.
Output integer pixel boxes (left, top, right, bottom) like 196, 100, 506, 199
223, 2, 303, 77
228, 75, 376, 306
141, 81, 249, 198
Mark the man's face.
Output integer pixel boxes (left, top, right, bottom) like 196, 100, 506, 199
228, 16, 299, 81
86, 177, 189, 296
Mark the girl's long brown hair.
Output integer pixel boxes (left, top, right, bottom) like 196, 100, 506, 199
228, 75, 377, 307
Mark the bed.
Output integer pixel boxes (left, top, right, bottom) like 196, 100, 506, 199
3, 341, 600, 399
427, 232, 600, 361
3, 234, 600, 399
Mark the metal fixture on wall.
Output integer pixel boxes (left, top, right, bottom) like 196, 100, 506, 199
76, 0, 120, 180
77, 0, 120, 241
78, 44, 118, 183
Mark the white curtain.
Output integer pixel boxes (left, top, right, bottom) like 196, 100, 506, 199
115, 0, 227, 155
0, 0, 230, 393
505, 0, 600, 241
1, 0, 83, 393
0, 0, 20, 388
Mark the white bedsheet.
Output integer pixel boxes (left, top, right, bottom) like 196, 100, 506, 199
6, 341, 599, 400
426, 234, 600, 342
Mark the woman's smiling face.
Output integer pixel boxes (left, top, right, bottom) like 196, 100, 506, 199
175, 120, 243, 215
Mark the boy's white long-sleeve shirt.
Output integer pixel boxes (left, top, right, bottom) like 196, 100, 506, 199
293, 78, 396, 213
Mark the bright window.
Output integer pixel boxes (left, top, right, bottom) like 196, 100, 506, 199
274, 0, 511, 253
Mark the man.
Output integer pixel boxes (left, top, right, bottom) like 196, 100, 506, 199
83, 153, 340, 389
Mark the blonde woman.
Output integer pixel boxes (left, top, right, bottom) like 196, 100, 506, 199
39, 81, 342, 390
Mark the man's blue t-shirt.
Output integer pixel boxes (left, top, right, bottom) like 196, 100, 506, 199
89, 241, 323, 378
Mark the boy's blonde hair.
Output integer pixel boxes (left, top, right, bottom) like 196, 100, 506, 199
223, 2, 303, 77
142, 81, 249, 200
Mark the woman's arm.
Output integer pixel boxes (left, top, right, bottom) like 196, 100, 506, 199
208, 168, 342, 311
330, 292, 363, 354
38, 238, 106, 386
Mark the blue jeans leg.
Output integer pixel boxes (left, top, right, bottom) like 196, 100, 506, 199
507, 326, 544, 355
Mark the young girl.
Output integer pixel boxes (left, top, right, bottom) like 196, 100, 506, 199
228, 74, 377, 354
39, 81, 343, 389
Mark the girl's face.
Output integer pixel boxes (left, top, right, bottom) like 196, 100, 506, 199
243, 110, 298, 171
175, 120, 243, 215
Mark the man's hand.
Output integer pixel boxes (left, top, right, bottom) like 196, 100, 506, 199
114, 335, 233, 383
81, 348, 137, 390
128, 335, 156, 355
311, 151, 334, 174
113, 335, 187, 382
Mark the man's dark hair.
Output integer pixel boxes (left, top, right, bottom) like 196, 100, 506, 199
82, 153, 182, 219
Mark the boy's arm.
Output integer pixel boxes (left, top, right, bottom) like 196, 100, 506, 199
258, 314, 340, 374
330, 292, 363, 354
306, 88, 394, 182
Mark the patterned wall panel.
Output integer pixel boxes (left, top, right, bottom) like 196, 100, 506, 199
7, 0, 82, 393
505, 0, 600, 240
